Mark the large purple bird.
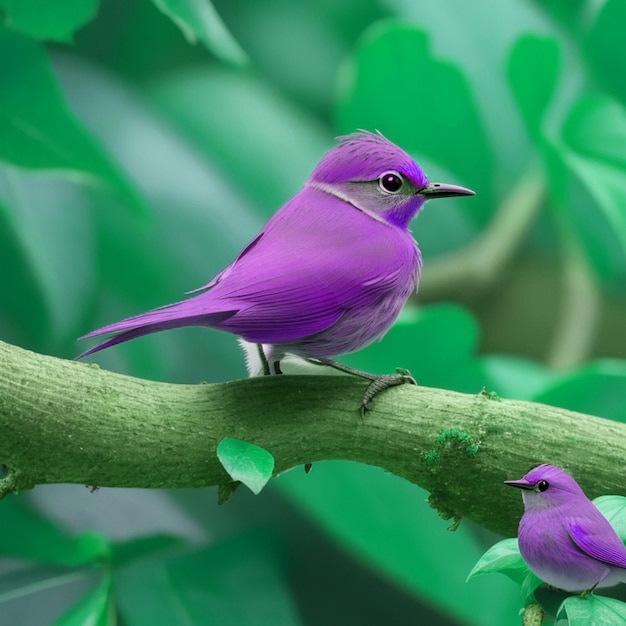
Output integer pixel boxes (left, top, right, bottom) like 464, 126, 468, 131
80, 131, 474, 407
506, 464, 626, 593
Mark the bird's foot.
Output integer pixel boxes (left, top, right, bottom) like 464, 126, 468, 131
361, 369, 416, 415
306, 359, 416, 414
257, 344, 271, 376
257, 344, 283, 375
579, 585, 597, 600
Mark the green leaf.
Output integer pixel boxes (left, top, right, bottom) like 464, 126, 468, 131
386, 0, 566, 188
556, 595, 626, 626
336, 19, 494, 221
0, 166, 95, 348
51, 573, 113, 626
115, 532, 302, 626
345, 304, 557, 401
561, 95, 626, 176
585, 0, 626, 109
148, 67, 332, 216
0, 0, 98, 43
528, 0, 588, 35
151, 0, 248, 66
111, 534, 187, 568
507, 34, 560, 140
467, 538, 523, 580
0, 495, 110, 566
0, 196, 51, 347
53, 55, 258, 382
217, 438, 275, 495
0, 27, 145, 216
467, 538, 542, 599
544, 95, 626, 282
343, 304, 484, 392
532, 360, 626, 423
594, 495, 626, 542
478, 356, 557, 400
206, 0, 385, 113
277, 462, 521, 626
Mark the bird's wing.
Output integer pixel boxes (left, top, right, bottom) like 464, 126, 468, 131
79, 257, 345, 350
80, 188, 417, 354
566, 516, 626, 568
210, 265, 346, 342
206, 190, 418, 344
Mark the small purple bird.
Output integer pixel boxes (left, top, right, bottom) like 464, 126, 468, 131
505, 464, 626, 593
80, 131, 474, 408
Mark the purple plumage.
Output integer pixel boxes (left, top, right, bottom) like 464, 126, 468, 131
79, 131, 474, 369
505, 464, 626, 593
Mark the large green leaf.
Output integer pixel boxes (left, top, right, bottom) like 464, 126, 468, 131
466, 538, 524, 580
544, 95, 626, 284
0, 27, 145, 215
149, 67, 332, 216
507, 34, 560, 141
336, 19, 494, 221
529, 0, 589, 36
584, 0, 626, 109
0, 196, 51, 347
384, 0, 571, 176
0, 166, 95, 349
594, 496, 626, 542
151, 0, 247, 66
54, 55, 262, 381
51, 574, 113, 626
0, 0, 98, 42
556, 595, 626, 625
532, 360, 626, 423
276, 462, 520, 626
478, 356, 557, 401
211, 0, 387, 113
0, 495, 110, 566
466, 538, 542, 600
115, 532, 302, 626
343, 304, 485, 393
344, 304, 557, 400
111, 534, 188, 569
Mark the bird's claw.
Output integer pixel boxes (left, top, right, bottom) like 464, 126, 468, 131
360, 371, 417, 415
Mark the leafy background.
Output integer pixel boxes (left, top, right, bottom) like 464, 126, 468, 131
1, 0, 626, 624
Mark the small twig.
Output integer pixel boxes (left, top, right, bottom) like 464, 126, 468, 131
547, 230, 600, 369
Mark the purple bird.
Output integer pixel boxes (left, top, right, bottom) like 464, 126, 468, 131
505, 464, 626, 593
80, 131, 474, 408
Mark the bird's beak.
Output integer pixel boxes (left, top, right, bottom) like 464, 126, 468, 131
419, 182, 475, 199
504, 479, 534, 491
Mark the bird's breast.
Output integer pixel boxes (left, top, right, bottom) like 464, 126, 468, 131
518, 511, 612, 592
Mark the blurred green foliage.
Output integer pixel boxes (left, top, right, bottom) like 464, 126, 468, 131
1, 0, 626, 624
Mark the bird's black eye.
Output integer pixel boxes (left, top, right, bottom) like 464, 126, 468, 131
379, 171, 404, 194
537, 480, 549, 492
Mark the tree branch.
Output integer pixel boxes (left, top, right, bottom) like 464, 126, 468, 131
419, 163, 544, 301
1, 340, 625, 537
547, 225, 600, 369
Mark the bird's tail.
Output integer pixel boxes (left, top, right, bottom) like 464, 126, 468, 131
77, 297, 236, 359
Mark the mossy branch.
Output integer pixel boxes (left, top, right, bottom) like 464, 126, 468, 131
1, 340, 625, 537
